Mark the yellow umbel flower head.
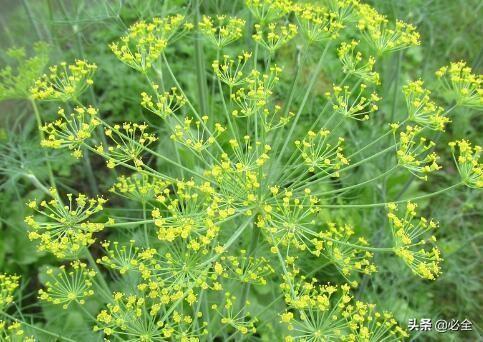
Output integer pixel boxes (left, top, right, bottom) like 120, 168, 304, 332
218, 250, 274, 285
260, 188, 321, 253
356, 4, 420, 54
403, 80, 450, 131
31, 60, 97, 101
152, 180, 231, 246
40, 106, 100, 158
171, 116, 225, 153
387, 202, 442, 280
212, 52, 252, 88
294, 3, 344, 42
95, 291, 208, 341
95, 292, 160, 340
245, 0, 293, 24
0, 320, 35, 342
295, 129, 349, 175
110, 15, 191, 72
110, 173, 170, 203
199, 15, 246, 48
436, 61, 483, 109
252, 23, 298, 54
0, 42, 49, 100
141, 86, 186, 119
281, 272, 407, 340
394, 125, 441, 180
338, 40, 380, 84
103, 122, 158, 170
319, 223, 377, 278
99, 240, 219, 300
345, 302, 409, 340
231, 66, 281, 118
25, 189, 107, 258
38, 261, 96, 309
0, 274, 20, 311
214, 292, 258, 335
326, 83, 380, 121
449, 140, 482, 188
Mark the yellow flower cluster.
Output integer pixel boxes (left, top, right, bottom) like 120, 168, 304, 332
345, 302, 409, 341
338, 40, 380, 84
152, 180, 232, 249
259, 188, 321, 253
214, 292, 258, 335
280, 271, 408, 340
38, 261, 96, 309
199, 15, 246, 48
357, 4, 420, 54
294, 3, 343, 42
403, 80, 450, 131
231, 67, 280, 118
326, 83, 380, 121
0, 321, 35, 342
0, 42, 49, 100
40, 106, 100, 158
394, 125, 441, 180
295, 129, 349, 174
110, 15, 191, 72
212, 52, 252, 88
99, 240, 219, 302
97, 240, 138, 275
170, 116, 225, 153
281, 276, 350, 328
252, 23, 298, 53
387, 202, 442, 280
31, 60, 96, 101
227, 136, 272, 170
110, 173, 169, 203
161, 310, 208, 341
94, 292, 206, 340
206, 139, 269, 208
140, 86, 186, 119
319, 223, 376, 279
217, 251, 274, 285
449, 140, 482, 188
25, 189, 107, 258
436, 61, 483, 108
0, 276, 34, 341
245, 0, 293, 23
103, 122, 158, 169
214, 56, 293, 132
327, 0, 360, 24
0, 274, 20, 310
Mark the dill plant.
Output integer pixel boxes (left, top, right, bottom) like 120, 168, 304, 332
0, 0, 482, 341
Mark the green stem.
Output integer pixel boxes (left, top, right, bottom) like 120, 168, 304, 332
323, 236, 394, 253
194, 0, 208, 116
316, 183, 462, 209
83, 150, 99, 194
85, 250, 111, 299
24, 173, 50, 195
142, 200, 149, 247
30, 98, 56, 190
239, 221, 260, 317
312, 166, 398, 197
275, 43, 332, 167
22, 0, 43, 40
